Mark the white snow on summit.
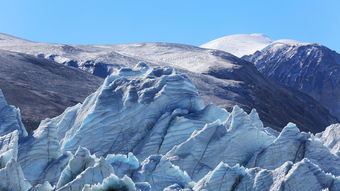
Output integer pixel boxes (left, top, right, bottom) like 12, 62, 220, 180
200, 34, 273, 57
200, 34, 312, 57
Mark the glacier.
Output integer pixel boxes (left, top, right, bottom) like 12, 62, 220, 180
0, 63, 339, 191
0, 90, 27, 137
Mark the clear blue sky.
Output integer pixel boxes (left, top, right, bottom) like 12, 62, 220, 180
1, 0, 340, 52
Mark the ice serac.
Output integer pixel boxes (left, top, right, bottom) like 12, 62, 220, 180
246, 122, 340, 176
56, 147, 95, 188
247, 123, 309, 169
133, 155, 192, 191
0, 89, 27, 137
166, 106, 275, 181
105, 152, 139, 178
133, 104, 229, 160
0, 130, 19, 163
18, 118, 63, 185
49, 62, 204, 156
193, 162, 246, 191
82, 174, 137, 191
57, 157, 114, 191
0, 159, 32, 191
56, 150, 138, 191
0, 131, 31, 191
314, 123, 340, 156
282, 158, 339, 191
193, 159, 340, 191
29, 181, 54, 191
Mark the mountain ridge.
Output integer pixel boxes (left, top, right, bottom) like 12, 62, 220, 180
200, 33, 316, 57
244, 42, 340, 120
0, 33, 337, 132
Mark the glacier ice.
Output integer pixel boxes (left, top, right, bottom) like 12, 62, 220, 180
18, 119, 63, 185
0, 130, 19, 164
57, 157, 114, 191
133, 155, 193, 191
0, 158, 32, 191
29, 181, 54, 191
82, 174, 137, 191
54, 63, 204, 157
194, 159, 340, 191
193, 162, 247, 191
0, 131, 31, 191
105, 152, 139, 178
314, 123, 340, 156
0, 63, 339, 190
166, 106, 275, 181
56, 147, 95, 188
246, 123, 309, 170
0, 90, 27, 137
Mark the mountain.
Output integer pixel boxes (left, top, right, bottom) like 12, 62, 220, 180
0, 33, 337, 132
199, 34, 314, 58
200, 33, 339, 120
200, 33, 273, 57
0, 64, 339, 190
244, 41, 340, 120
0, 49, 102, 132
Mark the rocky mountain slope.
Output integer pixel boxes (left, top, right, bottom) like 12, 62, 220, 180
0, 64, 339, 191
244, 42, 340, 120
200, 34, 339, 121
0, 33, 337, 132
0, 49, 102, 132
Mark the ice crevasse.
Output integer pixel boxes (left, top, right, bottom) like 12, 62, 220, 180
0, 62, 339, 191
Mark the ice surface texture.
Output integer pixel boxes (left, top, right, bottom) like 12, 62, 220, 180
0, 64, 339, 191
0, 90, 27, 137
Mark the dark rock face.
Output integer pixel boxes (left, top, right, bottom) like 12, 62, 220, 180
244, 44, 340, 120
0, 50, 102, 132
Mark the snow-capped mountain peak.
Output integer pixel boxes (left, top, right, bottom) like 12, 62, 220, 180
200, 33, 273, 57
200, 34, 313, 57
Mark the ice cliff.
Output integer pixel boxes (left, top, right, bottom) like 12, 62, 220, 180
0, 63, 339, 191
